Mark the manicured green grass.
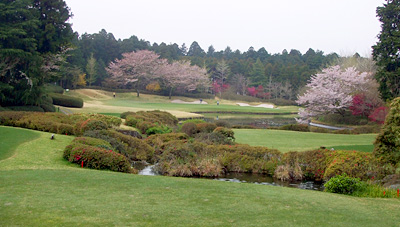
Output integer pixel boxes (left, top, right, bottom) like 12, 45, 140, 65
327, 145, 375, 153
103, 99, 296, 114
0, 126, 40, 161
1, 127, 399, 226
234, 129, 377, 152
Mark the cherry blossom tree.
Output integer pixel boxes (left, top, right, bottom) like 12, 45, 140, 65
106, 50, 167, 97
296, 65, 371, 123
161, 60, 209, 99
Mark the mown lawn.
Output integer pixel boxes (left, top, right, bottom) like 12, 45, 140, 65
234, 129, 377, 152
1, 126, 399, 226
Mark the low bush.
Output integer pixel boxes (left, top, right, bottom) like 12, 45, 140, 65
146, 133, 188, 148
279, 124, 310, 132
195, 132, 235, 145
324, 174, 364, 195
274, 152, 303, 181
181, 122, 197, 137
40, 103, 56, 112
124, 110, 178, 128
215, 120, 231, 128
69, 113, 121, 128
213, 127, 235, 141
196, 123, 217, 133
63, 144, 133, 173
6, 106, 44, 112
146, 125, 172, 135
72, 137, 112, 149
100, 130, 154, 162
74, 119, 109, 136
116, 129, 142, 139
50, 93, 83, 108
136, 121, 156, 134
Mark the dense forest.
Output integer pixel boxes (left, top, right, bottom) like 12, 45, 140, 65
64, 29, 341, 101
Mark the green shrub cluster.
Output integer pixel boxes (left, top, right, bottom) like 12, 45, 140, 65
151, 138, 281, 177
83, 130, 155, 163
279, 124, 310, 132
325, 174, 400, 198
324, 174, 364, 194
273, 149, 393, 182
69, 113, 121, 128
0, 111, 75, 134
63, 143, 133, 173
0, 112, 121, 136
124, 110, 178, 127
124, 110, 177, 135
6, 106, 44, 112
49, 93, 84, 108
44, 84, 64, 94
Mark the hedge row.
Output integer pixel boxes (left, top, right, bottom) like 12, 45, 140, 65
0, 112, 121, 136
63, 143, 133, 173
49, 93, 83, 108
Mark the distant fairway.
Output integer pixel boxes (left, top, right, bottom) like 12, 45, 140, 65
234, 129, 377, 152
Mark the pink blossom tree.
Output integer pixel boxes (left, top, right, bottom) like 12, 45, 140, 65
106, 50, 167, 97
296, 65, 370, 123
161, 60, 209, 99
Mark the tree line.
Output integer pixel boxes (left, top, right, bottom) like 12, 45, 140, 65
1, 0, 399, 109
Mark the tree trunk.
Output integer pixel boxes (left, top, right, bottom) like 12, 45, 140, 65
136, 88, 140, 97
169, 87, 173, 99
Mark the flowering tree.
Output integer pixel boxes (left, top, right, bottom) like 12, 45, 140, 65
106, 50, 167, 97
161, 60, 209, 99
296, 65, 370, 123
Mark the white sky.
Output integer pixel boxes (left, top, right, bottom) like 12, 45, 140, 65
64, 0, 386, 56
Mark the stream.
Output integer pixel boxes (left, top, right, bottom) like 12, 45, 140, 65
137, 164, 325, 191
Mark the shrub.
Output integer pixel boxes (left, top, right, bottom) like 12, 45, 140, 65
83, 130, 128, 155
57, 123, 74, 135
215, 120, 231, 128
6, 106, 44, 112
196, 123, 217, 133
63, 144, 133, 173
72, 136, 112, 149
120, 111, 135, 119
136, 121, 156, 134
195, 132, 234, 145
181, 122, 197, 137
373, 97, 400, 165
146, 125, 172, 135
324, 174, 364, 195
50, 93, 84, 108
279, 124, 310, 132
146, 133, 188, 148
69, 113, 121, 128
40, 103, 56, 112
213, 127, 235, 140
275, 152, 303, 181
101, 130, 155, 162
74, 119, 108, 136
124, 110, 178, 127
116, 129, 142, 139
216, 144, 281, 174
298, 149, 330, 181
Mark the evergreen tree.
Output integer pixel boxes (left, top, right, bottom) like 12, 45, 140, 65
372, 0, 400, 100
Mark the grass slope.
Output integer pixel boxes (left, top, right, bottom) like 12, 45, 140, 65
234, 129, 377, 152
1, 127, 399, 226
0, 127, 40, 160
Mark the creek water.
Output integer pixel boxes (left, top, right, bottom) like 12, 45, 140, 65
136, 164, 325, 191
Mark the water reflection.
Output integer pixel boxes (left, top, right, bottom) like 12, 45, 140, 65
135, 164, 324, 191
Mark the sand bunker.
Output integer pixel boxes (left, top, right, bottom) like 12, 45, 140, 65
236, 103, 274, 108
171, 99, 208, 104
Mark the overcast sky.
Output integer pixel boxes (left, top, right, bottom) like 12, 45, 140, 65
64, 0, 386, 56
